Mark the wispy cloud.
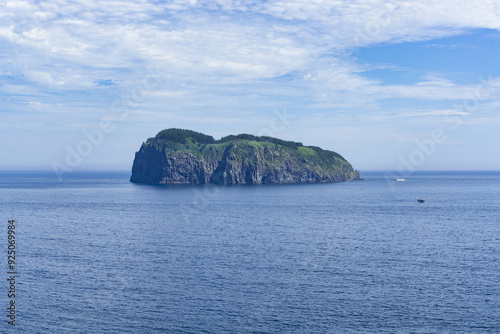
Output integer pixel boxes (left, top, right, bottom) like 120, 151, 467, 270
394, 109, 471, 118
1, 0, 500, 169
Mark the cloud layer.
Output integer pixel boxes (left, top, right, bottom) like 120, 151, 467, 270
2, 1, 499, 93
1, 0, 500, 169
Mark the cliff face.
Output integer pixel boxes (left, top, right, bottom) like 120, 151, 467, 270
130, 129, 360, 185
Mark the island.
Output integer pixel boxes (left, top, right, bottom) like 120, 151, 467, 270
130, 128, 361, 185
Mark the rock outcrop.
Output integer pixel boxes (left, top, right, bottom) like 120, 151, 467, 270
130, 128, 361, 185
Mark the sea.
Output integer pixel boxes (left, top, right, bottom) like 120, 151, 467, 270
0, 171, 499, 333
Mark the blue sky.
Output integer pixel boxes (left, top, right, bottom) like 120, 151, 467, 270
1, 0, 500, 172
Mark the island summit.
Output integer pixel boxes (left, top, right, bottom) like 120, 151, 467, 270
130, 128, 361, 185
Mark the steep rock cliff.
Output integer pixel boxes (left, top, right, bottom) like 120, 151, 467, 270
130, 128, 360, 185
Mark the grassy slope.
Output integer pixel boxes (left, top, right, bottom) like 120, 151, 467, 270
142, 137, 354, 175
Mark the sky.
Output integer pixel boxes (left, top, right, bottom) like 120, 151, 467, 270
1, 0, 500, 173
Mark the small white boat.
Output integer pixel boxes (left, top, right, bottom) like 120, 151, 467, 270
395, 178, 406, 181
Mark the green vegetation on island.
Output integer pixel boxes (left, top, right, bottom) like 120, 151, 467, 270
131, 128, 360, 185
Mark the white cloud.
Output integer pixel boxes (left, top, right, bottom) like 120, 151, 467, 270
395, 109, 471, 118
2, 0, 500, 122
417, 74, 456, 87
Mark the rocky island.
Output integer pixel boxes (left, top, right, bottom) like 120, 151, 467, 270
130, 128, 361, 185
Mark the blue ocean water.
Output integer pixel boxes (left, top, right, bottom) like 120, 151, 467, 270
0, 171, 499, 333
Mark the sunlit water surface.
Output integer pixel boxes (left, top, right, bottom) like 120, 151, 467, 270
1, 171, 499, 333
